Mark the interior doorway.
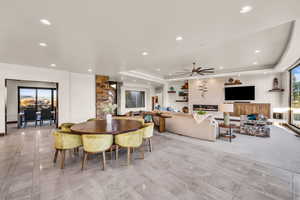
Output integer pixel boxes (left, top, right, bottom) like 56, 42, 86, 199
152, 96, 158, 110
5, 79, 59, 135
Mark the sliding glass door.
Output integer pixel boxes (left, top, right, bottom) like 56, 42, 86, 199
19, 88, 37, 112
37, 89, 52, 111
290, 65, 300, 128
18, 87, 57, 113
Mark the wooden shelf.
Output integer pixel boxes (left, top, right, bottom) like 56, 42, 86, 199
268, 89, 284, 92
224, 83, 242, 86
176, 100, 188, 102
168, 91, 176, 93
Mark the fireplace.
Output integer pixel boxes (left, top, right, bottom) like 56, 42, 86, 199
193, 104, 218, 112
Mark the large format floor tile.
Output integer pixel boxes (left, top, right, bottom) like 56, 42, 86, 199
0, 125, 298, 200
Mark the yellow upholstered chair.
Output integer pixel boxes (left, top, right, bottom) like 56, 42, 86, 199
53, 131, 82, 169
81, 134, 113, 170
113, 116, 145, 126
143, 123, 154, 152
87, 118, 97, 122
58, 123, 75, 133
115, 128, 144, 165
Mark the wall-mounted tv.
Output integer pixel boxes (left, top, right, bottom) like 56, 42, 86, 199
225, 86, 255, 101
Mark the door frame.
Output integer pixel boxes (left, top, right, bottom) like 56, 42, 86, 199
4, 79, 59, 135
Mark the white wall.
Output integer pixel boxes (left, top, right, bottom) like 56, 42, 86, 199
69, 72, 95, 123
119, 82, 154, 114
6, 80, 56, 122
0, 63, 95, 133
188, 73, 285, 117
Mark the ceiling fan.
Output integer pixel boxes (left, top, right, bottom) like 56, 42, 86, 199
173, 62, 215, 76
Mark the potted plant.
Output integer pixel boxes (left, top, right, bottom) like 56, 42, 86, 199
101, 103, 117, 122
196, 110, 207, 115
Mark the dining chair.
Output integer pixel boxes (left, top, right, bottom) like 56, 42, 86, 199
40, 108, 53, 126
115, 128, 144, 165
53, 131, 82, 169
23, 109, 37, 128
143, 123, 154, 152
81, 134, 113, 170
59, 123, 75, 133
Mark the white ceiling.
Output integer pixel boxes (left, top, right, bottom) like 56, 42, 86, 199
0, 0, 299, 82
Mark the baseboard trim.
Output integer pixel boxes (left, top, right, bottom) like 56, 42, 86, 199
6, 121, 17, 124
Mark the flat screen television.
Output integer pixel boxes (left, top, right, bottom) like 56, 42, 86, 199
225, 86, 255, 101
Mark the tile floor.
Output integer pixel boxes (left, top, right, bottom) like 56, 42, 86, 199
0, 124, 299, 200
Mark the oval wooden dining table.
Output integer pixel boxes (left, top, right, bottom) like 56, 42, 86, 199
70, 119, 143, 135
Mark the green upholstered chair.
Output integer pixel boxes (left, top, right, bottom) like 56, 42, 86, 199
113, 116, 145, 126
58, 123, 75, 133
81, 134, 113, 170
115, 128, 144, 165
53, 131, 82, 169
87, 118, 97, 122
143, 123, 154, 152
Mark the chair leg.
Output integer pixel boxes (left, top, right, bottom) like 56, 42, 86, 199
82, 151, 88, 170
102, 152, 106, 170
110, 147, 113, 160
60, 150, 66, 169
148, 138, 152, 152
127, 147, 131, 166
115, 145, 119, 160
53, 149, 59, 163
140, 145, 144, 160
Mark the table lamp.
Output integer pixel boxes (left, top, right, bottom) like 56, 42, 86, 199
220, 104, 234, 126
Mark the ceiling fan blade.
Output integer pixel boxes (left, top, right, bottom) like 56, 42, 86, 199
201, 71, 215, 73
201, 68, 215, 71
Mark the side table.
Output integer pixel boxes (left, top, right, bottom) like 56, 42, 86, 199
218, 123, 239, 142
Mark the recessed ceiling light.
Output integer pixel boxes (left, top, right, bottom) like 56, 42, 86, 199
142, 52, 148, 56
156, 68, 161, 71
253, 62, 258, 65
240, 6, 253, 14
263, 72, 267, 74
255, 50, 261, 53
39, 42, 47, 47
219, 66, 224, 70
176, 36, 183, 41
88, 69, 92, 72
50, 64, 56, 67
40, 19, 51, 26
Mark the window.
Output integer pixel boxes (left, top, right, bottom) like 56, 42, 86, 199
125, 90, 145, 108
290, 65, 300, 128
18, 87, 57, 112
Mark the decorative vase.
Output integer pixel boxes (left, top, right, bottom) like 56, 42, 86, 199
224, 112, 230, 126
106, 114, 112, 123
